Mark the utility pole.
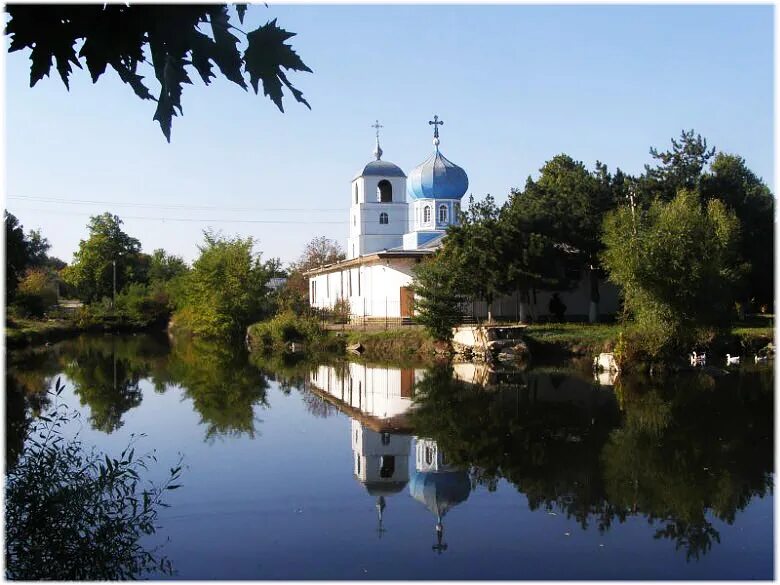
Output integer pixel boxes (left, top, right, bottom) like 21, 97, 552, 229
112, 260, 117, 310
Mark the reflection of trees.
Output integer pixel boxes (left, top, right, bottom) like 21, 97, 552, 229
248, 351, 316, 393
163, 339, 270, 441
410, 365, 773, 560
60, 335, 170, 433
7, 348, 61, 467
410, 365, 621, 529
602, 371, 774, 560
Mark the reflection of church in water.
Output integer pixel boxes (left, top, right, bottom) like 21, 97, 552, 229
310, 363, 471, 551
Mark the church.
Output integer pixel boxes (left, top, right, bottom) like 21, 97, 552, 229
305, 117, 619, 322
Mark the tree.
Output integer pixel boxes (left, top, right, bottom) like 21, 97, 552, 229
507, 155, 621, 322
61, 213, 147, 303
148, 248, 189, 283
443, 195, 510, 322
172, 231, 271, 339
601, 189, 744, 360
6, 4, 311, 141
5, 211, 29, 302
700, 153, 775, 310
412, 252, 466, 341
642, 129, 716, 201
294, 236, 346, 272
25, 229, 51, 268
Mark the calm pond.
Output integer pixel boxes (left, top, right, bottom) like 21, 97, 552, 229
6, 333, 774, 580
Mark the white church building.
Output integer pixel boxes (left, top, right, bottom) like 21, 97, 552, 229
305, 117, 619, 322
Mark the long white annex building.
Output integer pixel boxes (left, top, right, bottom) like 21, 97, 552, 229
305, 117, 619, 321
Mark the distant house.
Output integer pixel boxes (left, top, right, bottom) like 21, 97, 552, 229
266, 277, 287, 292
305, 117, 619, 322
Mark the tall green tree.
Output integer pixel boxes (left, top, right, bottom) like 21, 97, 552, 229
602, 189, 744, 360
148, 248, 189, 284
6, 4, 311, 141
700, 153, 774, 310
172, 231, 271, 339
5, 211, 29, 302
640, 130, 716, 202
507, 155, 621, 322
444, 195, 510, 322
62, 213, 147, 303
412, 252, 466, 341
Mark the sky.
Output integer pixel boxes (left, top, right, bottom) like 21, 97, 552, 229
4, 4, 775, 265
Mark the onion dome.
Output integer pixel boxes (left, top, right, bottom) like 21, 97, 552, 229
409, 470, 471, 519
354, 120, 406, 179
408, 115, 468, 200
407, 150, 469, 200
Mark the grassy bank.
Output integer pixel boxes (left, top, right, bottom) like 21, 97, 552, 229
6, 315, 164, 349
522, 318, 774, 360
246, 314, 441, 362
342, 327, 442, 361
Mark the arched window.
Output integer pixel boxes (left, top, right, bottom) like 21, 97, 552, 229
377, 180, 392, 203
438, 204, 447, 223
425, 446, 434, 465
354, 184, 358, 204
379, 456, 395, 479
423, 205, 431, 223
379, 212, 388, 225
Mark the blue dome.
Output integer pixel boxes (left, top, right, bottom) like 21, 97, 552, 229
409, 470, 471, 518
408, 150, 469, 200
355, 159, 406, 180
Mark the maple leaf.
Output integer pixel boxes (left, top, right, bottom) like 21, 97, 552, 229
153, 54, 193, 142
244, 19, 311, 112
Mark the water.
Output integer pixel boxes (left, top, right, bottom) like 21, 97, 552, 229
6, 333, 774, 580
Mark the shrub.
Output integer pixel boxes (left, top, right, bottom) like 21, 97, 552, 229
5, 379, 182, 579
246, 311, 334, 352
13, 268, 58, 317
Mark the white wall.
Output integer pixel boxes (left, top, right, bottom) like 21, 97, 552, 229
309, 258, 417, 318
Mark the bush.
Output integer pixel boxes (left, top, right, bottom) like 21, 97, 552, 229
246, 311, 335, 352
13, 268, 58, 317
115, 282, 171, 327
5, 379, 182, 579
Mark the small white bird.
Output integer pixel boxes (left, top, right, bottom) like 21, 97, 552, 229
690, 351, 706, 366
754, 354, 768, 363
726, 354, 741, 366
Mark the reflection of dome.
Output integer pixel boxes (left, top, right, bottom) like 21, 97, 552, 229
362, 480, 408, 497
356, 159, 406, 179
408, 150, 469, 200
409, 470, 471, 519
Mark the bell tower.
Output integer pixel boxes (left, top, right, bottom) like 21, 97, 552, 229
347, 121, 408, 259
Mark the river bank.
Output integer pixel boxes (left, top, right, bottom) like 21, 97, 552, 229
5, 315, 163, 349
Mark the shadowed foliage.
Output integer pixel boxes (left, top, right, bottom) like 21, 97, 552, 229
5, 4, 311, 140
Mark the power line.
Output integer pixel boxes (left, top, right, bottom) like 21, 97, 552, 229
7, 195, 347, 213
7, 207, 345, 224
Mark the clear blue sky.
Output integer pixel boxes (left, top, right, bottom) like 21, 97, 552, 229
5, 4, 774, 265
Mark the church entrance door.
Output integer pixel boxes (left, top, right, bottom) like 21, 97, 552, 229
400, 287, 414, 318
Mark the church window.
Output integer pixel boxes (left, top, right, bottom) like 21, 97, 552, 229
356, 456, 361, 475
353, 215, 356, 227
423, 205, 431, 223
379, 212, 388, 225
425, 446, 434, 465
381, 432, 391, 446
326, 273, 330, 298
377, 180, 392, 203
438, 204, 447, 223
349, 270, 353, 296
379, 456, 396, 479
354, 184, 358, 204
